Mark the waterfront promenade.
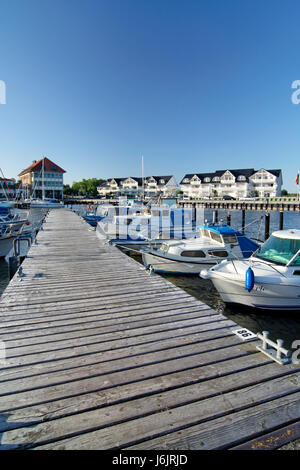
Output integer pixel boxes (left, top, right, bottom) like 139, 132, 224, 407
0, 209, 299, 450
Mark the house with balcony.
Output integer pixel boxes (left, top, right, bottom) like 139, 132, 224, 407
97, 175, 178, 198
180, 168, 282, 199
249, 169, 282, 197
18, 157, 66, 200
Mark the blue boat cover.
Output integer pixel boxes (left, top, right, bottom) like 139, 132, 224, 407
237, 233, 259, 258
197, 224, 260, 258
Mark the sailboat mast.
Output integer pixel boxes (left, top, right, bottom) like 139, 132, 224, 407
142, 155, 144, 201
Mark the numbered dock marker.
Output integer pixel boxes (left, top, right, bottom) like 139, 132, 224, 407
232, 327, 257, 341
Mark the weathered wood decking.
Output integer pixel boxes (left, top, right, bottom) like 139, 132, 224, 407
0, 208, 299, 450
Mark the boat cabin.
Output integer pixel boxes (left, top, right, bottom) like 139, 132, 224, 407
158, 224, 259, 260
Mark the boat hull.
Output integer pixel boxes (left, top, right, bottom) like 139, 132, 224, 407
142, 251, 216, 274
0, 236, 14, 258
206, 275, 300, 310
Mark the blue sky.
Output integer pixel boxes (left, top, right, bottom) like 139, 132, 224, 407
1, 0, 300, 191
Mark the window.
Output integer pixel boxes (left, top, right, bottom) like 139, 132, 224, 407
209, 231, 223, 244
255, 235, 300, 265
222, 234, 238, 244
204, 177, 210, 183
208, 250, 228, 258
181, 250, 206, 258
237, 175, 246, 181
202, 228, 211, 238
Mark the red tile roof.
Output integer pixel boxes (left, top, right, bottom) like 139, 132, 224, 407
19, 157, 66, 176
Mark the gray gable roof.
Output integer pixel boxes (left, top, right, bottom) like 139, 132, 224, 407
180, 168, 282, 184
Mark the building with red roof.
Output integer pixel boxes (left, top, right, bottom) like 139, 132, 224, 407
19, 157, 66, 200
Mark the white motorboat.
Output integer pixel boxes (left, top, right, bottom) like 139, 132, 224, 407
141, 224, 260, 274
200, 229, 300, 311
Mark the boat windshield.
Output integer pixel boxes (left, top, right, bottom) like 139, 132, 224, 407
255, 235, 300, 266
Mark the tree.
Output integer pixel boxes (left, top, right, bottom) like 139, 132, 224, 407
281, 189, 288, 196
68, 178, 104, 197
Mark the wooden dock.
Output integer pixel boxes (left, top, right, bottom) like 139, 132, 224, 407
0, 208, 299, 450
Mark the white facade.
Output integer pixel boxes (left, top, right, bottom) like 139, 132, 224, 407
249, 169, 283, 198
180, 169, 282, 199
98, 176, 178, 198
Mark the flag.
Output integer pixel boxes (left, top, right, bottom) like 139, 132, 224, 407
296, 173, 299, 185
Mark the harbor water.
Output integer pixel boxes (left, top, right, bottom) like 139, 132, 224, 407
1, 207, 300, 350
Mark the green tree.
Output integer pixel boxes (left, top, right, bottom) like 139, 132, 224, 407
69, 178, 104, 197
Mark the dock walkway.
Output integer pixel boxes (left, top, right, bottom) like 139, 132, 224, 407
0, 209, 299, 450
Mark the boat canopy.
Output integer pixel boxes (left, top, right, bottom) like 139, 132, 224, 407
197, 224, 239, 235
197, 224, 260, 258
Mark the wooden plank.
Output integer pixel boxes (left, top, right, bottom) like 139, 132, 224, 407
0, 343, 260, 413
0, 323, 236, 381
0, 354, 270, 436
28, 374, 300, 450
0, 359, 288, 449
230, 420, 300, 450
128, 392, 300, 450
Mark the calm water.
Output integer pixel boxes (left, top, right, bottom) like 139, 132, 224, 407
1, 208, 300, 349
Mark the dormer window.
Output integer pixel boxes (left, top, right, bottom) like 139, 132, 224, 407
237, 175, 246, 181
160, 179, 165, 184
204, 177, 210, 183
183, 178, 190, 183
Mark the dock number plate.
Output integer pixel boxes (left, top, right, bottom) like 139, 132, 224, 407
232, 327, 257, 341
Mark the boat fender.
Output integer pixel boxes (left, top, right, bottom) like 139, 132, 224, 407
245, 266, 255, 292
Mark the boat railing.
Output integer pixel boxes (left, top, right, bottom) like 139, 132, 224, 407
249, 257, 288, 278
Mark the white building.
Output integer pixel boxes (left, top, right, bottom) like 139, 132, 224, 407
97, 175, 178, 198
180, 168, 282, 199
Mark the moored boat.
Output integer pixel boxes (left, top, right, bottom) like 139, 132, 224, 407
200, 229, 300, 310
141, 223, 260, 274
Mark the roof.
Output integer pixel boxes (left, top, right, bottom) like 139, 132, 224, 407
100, 176, 174, 187
265, 169, 282, 177
272, 229, 300, 240
180, 168, 281, 184
198, 224, 239, 235
19, 157, 66, 176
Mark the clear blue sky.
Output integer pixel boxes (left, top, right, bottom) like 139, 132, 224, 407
1, 0, 300, 191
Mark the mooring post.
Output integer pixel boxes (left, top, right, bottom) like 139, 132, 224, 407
213, 210, 218, 224
227, 212, 231, 226
279, 211, 284, 230
265, 212, 270, 240
241, 208, 246, 234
